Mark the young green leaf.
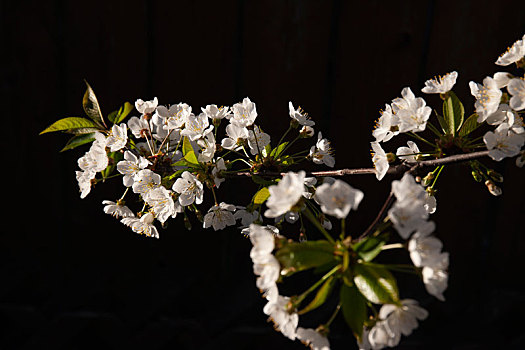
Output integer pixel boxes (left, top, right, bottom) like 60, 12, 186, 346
109, 102, 134, 124
83, 81, 107, 128
40, 117, 99, 135
253, 187, 270, 205
182, 136, 194, 156
352, 236, 387, 262
459, 113, 482, 137
184, 150, 199, 165
298, 275, 336, 315
276, 240, 336, 276
442, 91, 464, 135
353, 263, 399, 305
60, 133, 96, 152
270, 142, 289, 157
340, 284, 368, 340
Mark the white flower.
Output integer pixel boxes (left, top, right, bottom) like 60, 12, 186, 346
392, 173, 426, 204
421, 71, 458, 94
289, 102, 315, 126
486, 104, 516, 126
132, 169, 161, 196
300, 125, 315, 137
203, 202, 236, 230
234, 208, 259, 227
105, 123, 128, 152
221, 123, 249, 150
135, 97, 158, 115
422, 252, 449, 301
507, 78, 525, 111
371, 142, 389, 181
264, 171, 306, 218
117, 151, 151, 187
483, 125, 524, 161
121, 212, 159, 238
367, 321, 399, 349
391, 87, 431, 133
155, 103, 192, 130
379, 299, 428, 339
145, 186, 182, 223
230, 97, 257, 128
424, 194, 437, 215
102, 200, 134, 218
128, 116, 151, 138
181, 113, 214, 141
211, 158, 227, 188
396, 141, 420, 163
76, 170, 95, 199
197, 132, 216, 163
247, 125, 271, 155
253, 254, 280, 294
493, 72, 514, 89
296, 327, 330, 350
314, 179, 364, 219
495, 34, 525, 66
388, 200, 429, 239
172, 171, 204, 206
408, 230, 442, 268
202, 104, 231, 120
248, 224, 275, 263
309, 132, 335, 167
372, 105, 399, 143
263, 295, 299, 340
77, 132, 108, 173
469, 77, 502, 122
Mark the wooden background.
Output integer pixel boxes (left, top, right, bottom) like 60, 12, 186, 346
3, 0, 525, 349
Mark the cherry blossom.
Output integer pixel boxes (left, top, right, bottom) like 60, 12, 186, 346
421, 71, 458, 94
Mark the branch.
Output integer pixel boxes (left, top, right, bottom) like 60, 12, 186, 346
229, 150, 490, 178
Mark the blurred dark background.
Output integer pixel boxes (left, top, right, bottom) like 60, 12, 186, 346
3, 0, 525, 349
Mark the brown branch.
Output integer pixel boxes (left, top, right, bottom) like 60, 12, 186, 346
228, 150, 490, 178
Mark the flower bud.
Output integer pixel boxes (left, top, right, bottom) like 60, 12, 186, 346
487, 169, 503, 183
485, 180, 502, 196
299, 125, 315, 138
422, 172, 435, 186
471, 170, 483, 182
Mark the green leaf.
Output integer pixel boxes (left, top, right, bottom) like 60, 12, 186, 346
442, 91, 464, 136
182, 136, 194, 156
353, 263, 399, 305
40, 117, 99, 135
340, 284, 368, 340
298, 275, 336, 315
459, 113, 482, 137
109, 102, 134, 124
270, 142, 289, 157
276, 240, 336, 276
184, 150, 199, 165
83, 81, 106, 128
253, 187, 270, 205
434, 110, 448, 134
352, 235, 387, 262
60, 133, 96, 152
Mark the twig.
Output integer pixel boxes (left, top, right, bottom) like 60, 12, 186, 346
227, 150, 490, 178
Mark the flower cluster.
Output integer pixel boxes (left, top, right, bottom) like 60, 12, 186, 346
40, 33, 525, 350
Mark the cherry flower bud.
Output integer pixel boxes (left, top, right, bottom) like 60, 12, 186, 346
485, 180, 502, 196
487, 169, 504, 183
471, 170, 483, 182
299, 126, 315, 138
422, 172, 435, 186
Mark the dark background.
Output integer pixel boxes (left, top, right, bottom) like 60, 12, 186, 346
3, 0, 525, 349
